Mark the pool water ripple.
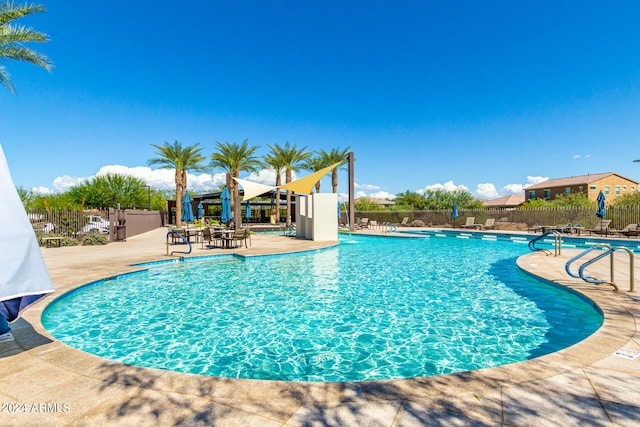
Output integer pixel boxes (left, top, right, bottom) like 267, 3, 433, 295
42, 235, 603, 382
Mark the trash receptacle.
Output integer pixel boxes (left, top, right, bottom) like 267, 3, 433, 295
115, 225, 126, 241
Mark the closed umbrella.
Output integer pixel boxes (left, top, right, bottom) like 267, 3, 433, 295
220, 187, 232, 225
245, 201, 251, 221
451, 200, 459, 228
181, 192, 194, 224
596, 190, 606, 230
197, 202, 204, 220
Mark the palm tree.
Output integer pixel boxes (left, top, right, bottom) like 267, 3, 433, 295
148, 141, 205, 226
210, 140, 261, 219
263, 150, 287, 224
318, 147, 351, 194
302, 154, 331, 193
267, 142, 311, 224
0, 2, 52, 93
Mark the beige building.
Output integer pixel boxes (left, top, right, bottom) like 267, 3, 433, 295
524, 172, 638, 204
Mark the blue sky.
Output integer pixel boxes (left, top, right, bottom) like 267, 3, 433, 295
2, 1, 639, 200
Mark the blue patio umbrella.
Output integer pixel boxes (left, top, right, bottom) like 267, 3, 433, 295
451, 200, 459, 228
220, 187, 232, 225
596, 190, 606, 228
197, 202, 204, 220
245, 201, 251, 221
181, 192, 194, 224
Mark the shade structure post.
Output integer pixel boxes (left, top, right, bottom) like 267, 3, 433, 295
348, 151, 355, 230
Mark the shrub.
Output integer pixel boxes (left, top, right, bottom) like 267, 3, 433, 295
82, 232, 108, 246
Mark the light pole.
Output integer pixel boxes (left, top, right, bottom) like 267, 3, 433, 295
141, 185, 151, 210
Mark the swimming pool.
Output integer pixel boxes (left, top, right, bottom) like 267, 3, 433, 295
42, 234, 603, 382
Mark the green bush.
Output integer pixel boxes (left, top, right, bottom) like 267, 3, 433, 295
82, 232, 108, 246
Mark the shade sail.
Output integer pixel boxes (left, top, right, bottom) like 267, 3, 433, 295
233, 177, 276, 201
279, 162, 341, 195
0, 144, 54, 323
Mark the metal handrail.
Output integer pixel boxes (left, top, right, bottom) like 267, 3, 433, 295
528, 230, 563, 256
565, 244, 610, 280
383, 221, 396, 232
166, 230, 192, 256
578, 246, 635, 292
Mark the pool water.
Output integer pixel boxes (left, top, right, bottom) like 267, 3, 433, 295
42, 235, 603, 382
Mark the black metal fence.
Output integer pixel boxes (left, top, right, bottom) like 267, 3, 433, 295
27, 209, 110, 238
349, 206, 640, 231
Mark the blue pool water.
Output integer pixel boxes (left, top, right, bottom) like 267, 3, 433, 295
42, 234, 603, 382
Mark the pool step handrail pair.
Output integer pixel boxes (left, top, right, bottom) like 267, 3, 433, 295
565, 244, 635, 292
528, 230, 563, 256
382, 221, 397, 232
166, 230, 192, 256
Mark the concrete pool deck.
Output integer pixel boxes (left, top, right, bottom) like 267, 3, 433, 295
0, 227, 638, 426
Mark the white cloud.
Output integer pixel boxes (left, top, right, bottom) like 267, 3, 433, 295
502, 183, 524, 194
53, 175, 88, 192
572, 154, 591, 159
30, 186, 54, 195
369, 191, 395, 200
525, 176, 548, 186
49, 165, 304, 194
355, 182, 381, 190
476, 183, 499, 199
419, 180, 468, 194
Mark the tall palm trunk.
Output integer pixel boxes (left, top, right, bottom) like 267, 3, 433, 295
175, 168, 184, 226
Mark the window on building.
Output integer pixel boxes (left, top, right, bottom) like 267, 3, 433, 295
543, 189, 551, 199
565, 187, 571, 193
632, 186, 636, 191
589, 185, 597, 191
623, 186, 627, 191
578, 186, 583, 192
528, 191, 536, 199
604, 186, 610, 195
616, 186, 621, 195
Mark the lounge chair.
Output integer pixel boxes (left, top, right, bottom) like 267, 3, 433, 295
460, 217, 476, 229
481, 218, 495, 230
615, 224, 640, 238
397, 217, 409, 227
585, 220, 612, 236
360, 218, 369, 229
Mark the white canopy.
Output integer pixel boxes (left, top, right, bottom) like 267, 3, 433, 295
233, 177, 277, 201
0, 144, 54, 306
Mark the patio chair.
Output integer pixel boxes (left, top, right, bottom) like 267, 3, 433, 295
585, 220, 612, 236
481, 218, 495, 230
360, 218, 370, 229
396, 217, 409, 227
224, 228, 249, 248
615, 224, 640, 238
201, 227, 224, 249
460, 217, 477, 229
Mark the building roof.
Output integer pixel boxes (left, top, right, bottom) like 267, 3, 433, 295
525, 172, 638, 190
482, 194, 525, 207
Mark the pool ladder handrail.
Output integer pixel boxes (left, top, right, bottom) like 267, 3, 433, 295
574, 246, 635, 292
528, 230, 563, 256
565, 244, 610, 282
166, 230, 192, 256
383, 221, 397, 232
